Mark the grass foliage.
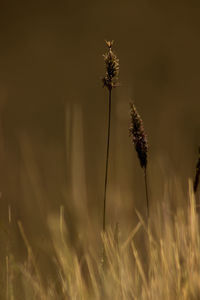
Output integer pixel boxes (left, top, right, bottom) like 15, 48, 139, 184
4, 181, 200, 300
3, 41, 200, 300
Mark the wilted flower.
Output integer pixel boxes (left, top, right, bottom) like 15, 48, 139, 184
129, 102, 148, 169
102, 40, 119, 90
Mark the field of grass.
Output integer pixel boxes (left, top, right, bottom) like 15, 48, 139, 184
1, 40, 200, 300
1, 0, 200, 298
3, 180, 200, 300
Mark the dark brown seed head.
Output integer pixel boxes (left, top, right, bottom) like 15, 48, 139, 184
194, 147, 200, 193
102, 40, 119, 90
129, 102, 148, 169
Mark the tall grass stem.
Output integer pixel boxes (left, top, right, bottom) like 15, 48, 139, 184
144, 167, 149, 218
103, 88, 112, 232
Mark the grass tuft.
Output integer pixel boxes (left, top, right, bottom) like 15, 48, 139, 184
4, 181, 200, 299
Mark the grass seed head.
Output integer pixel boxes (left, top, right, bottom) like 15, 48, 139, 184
102, 40, 119, 90
194, 147, 200, 193
129, 102, 148, 169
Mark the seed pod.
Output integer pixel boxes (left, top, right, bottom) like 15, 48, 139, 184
129, 102, 148, 169
102, 40, 119, 90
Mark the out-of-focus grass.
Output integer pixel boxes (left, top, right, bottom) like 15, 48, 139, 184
4, 180, 200, 299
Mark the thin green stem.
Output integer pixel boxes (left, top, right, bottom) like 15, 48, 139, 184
103, 88, 112, 232
144, 167, 149, 219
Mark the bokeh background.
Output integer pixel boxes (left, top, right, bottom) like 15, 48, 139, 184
0, 0, 200, 282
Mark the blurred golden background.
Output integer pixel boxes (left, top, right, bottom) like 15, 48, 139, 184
0, 0, 200, 288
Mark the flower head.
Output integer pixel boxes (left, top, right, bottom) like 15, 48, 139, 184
129, 102, 148, 169
102, 40, 119, 90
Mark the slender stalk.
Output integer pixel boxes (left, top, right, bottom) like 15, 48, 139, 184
129, 102, 149, 220
103, 88, 112, 232
102, 40, 119, 232
144, 167, 149, 218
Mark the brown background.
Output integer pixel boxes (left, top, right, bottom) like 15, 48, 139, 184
0, 0, 200, 268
